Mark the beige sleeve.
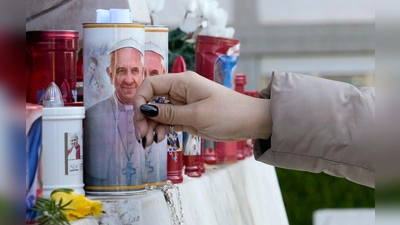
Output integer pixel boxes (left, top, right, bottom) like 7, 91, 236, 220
254, 71, 375, 188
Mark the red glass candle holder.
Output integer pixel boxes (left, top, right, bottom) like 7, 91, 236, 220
195, 35, 239, 86
26, 30, 78, 104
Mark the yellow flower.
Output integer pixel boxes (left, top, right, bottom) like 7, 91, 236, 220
50, 189, 103, 221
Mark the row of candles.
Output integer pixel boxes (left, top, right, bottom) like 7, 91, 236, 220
26, 29, 258, 196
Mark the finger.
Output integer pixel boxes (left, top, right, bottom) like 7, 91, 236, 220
134, 114, 148, 141
140, 102, 200, 127
143, 120, 158, 148
133, 73, 182, 121
181, 125, 198, 136
134, 114, 186, 141
154, 124, 168, 143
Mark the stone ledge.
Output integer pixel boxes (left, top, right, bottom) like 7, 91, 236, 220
76, 157, 288, 225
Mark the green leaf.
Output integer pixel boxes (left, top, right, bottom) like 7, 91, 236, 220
32, 196, 71, 225
51, 188, 74, 196
39, 217, 51, 225
168, 28, 187, 42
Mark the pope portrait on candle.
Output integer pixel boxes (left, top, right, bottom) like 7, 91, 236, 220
142, 41, 168, 185
67, 133, 81, 160
84, 38, 145, 190
144, 42, 166, 78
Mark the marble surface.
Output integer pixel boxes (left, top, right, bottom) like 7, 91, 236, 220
77, 157, 288, 225
70, 217, 99, 225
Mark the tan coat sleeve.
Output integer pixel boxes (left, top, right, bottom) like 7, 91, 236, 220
254, 71, 375, 188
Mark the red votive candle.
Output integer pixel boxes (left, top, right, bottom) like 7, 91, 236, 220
203, 139, 218, 164
183, 132, 202, 177
216, 142, 238, 164
167, 150, 183, 183
26, 30, 78, 104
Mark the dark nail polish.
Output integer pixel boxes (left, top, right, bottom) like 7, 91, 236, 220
153, 133, 158, 144
140, 104, 159, 117
138, 139, 141, 144
142, 136, 147, 149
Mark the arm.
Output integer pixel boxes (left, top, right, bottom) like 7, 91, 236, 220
132, 71, 374, 187
254, 71, 375, 188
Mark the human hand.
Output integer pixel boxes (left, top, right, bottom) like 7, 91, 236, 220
133, 71, 272, 146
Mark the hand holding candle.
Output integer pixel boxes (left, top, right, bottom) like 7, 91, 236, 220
133, 72, 272, 146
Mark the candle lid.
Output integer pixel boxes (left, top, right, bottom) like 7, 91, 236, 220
42, 82, 64, 107
26, 30, 78, 40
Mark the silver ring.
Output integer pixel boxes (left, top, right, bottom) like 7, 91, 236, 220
150, 97, 170, 104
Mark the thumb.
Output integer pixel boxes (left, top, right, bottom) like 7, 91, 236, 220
139, 103, 195, 126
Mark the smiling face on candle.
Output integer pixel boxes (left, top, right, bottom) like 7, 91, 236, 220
70, 134, 78, 148
107, 47, 144, 104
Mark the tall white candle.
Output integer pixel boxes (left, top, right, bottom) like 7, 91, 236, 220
41, 82, 86, 198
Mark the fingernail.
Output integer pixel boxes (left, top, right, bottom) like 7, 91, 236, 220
153, 133, 158, 144
140, 104, 159, 117
142, 136, 147, 149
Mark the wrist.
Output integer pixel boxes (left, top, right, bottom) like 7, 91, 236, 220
245, 98, 272, 140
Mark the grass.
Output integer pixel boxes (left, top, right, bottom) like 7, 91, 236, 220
276, 168, 375, 225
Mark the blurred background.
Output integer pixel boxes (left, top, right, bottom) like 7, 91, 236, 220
25, 0, 375, 224
157, 0, 375, 90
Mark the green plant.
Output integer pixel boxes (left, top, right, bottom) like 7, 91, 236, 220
276, 168, 375, 225
32, 196, 72, 225
168, 28, 196, 71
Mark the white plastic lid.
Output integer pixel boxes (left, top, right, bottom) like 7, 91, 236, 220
42, 82, 64, 107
